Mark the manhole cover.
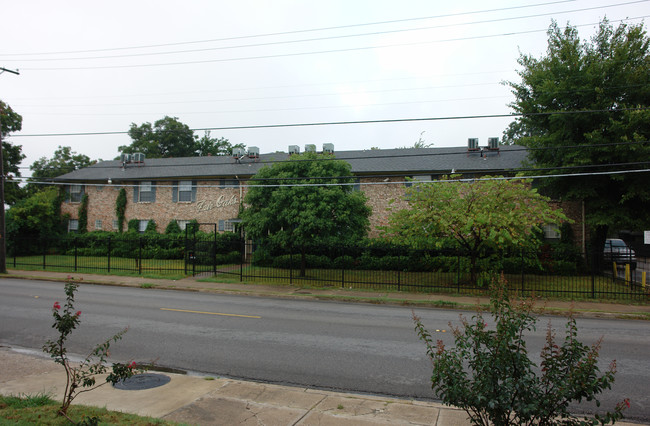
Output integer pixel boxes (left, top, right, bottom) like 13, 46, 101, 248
114, 373, 171, 390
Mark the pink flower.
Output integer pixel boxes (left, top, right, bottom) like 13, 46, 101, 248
53, 302, 61, 310
626, 399, 630, 409
128, 361, 137, 369
75, 311, 82, 317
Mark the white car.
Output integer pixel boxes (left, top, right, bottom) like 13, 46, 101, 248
604, 239, 637, 270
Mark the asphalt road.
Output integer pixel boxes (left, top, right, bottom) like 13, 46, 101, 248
1, 279, 648, 422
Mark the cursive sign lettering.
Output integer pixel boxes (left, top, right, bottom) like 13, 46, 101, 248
196, 195, 239, 212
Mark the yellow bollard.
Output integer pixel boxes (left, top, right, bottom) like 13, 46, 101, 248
643, 271, 646, 289
625, 263, 630, 284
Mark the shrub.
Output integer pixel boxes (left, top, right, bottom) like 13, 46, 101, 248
413, 275, 628, 425
165, 220, 182, 234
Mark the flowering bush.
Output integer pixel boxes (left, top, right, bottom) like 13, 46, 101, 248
42, 277, 142, 419
413, 275, 629, 425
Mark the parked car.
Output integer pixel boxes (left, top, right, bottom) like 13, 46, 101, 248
603, 239, 637, 270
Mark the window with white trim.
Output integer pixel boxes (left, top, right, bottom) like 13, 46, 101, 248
179, 181, 192, 202
94, 220, 102, 230
218, 220, 235, 232
69, 185, 83, 203
138, 181, 154, 202
543, 224, 561, 240
138, 220, 149, 233
112, 219, 119, 230
177, 220, 191, 231
68, 219, 79, 233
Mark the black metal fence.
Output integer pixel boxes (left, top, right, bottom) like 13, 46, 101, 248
7, 234, 649, 301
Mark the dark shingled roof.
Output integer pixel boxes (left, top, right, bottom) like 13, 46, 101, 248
53, 145, 528, 183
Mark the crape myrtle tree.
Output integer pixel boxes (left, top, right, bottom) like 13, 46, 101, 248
504, 19, 650, 251
382, 177, 567, 285
240, 151, 371, 276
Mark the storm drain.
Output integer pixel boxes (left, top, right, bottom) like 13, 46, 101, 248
114, 373, 171, 390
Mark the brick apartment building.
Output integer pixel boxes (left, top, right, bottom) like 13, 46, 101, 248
54, 143, 580, 241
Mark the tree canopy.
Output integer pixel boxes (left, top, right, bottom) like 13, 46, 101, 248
0, 100, 26, 205
6, 187, 64, 254
26, 146, 95, 196
118, 117, 244, 158
240, 152, 371, 275
504, 19, 650, 244
382, 177, 567, 283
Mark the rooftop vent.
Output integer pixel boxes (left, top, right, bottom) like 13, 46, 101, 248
247, 146, 260, 159
305, 144, 316, 153
232, 147, 246, 158
323, 143, 334, 154
288, 145, 300, 155
467, 138, 479, 151
487, 137, 499, 150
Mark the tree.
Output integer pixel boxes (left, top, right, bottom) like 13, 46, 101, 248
6, 187, 65, 254
28, 146, 95, 195
240, 152, 371, 276
196, 130, 245, 156
504, 20, 650, 249
382, 177, 567, 284
0, 100, 26, 205
119, 116, 197, 158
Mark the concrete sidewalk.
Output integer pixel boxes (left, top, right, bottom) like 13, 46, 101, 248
0, 347, 468, 425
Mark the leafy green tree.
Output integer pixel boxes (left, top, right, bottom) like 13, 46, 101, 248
6, 187, 65, 253
504, 19, 650, 248
27, 146, 95, 195
119, 116, 197, 158
240, 152, 371, 276
0, 100, 26, 205
383, 177, 567, 284
196, 130, 245, 156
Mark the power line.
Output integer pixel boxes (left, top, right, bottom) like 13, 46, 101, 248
16, 167, 650, 189
17, 16, 650, 71
0, 0, 578, 57
5, 1, 644, 63
10, 107, 650, 138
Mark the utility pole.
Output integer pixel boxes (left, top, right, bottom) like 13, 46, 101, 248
0, 66, 20, 273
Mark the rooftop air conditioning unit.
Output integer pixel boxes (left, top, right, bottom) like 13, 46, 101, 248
132, 152, 145, 163
120, 153, 131, 164
467, 138, 479, 151
289, 145, 300, 155
323, 143, 334, 154
487, 137, 499, 150
305, 144, 316, 153
247, 146, 260, 158
232, 147, 246, 158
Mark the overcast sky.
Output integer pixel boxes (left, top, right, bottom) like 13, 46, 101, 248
1, 0, 647, 177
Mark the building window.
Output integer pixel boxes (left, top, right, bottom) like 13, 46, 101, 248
68, 219, 79, 233
95, 220, 102, 230
177, 220, 191, 231
218, 220, 234, 232
112, 219, 119, 230
179, 181, 192, 202
543, 224, 561, 240
219, 179, 239, 189
353, 178, 361, 192
69, 185, 84, 203
138, 220, 149, 233
136, 181, 155, 203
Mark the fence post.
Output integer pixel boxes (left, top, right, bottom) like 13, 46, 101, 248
138, 236, 143, 275
240, 238, 244, 282
397, 251, 401, 292
457, 253, 461, 293
591, 248, 596, 299
107, 236, 111, 273
42, 238, 46, 270
74, 238, 78, 272
213, 232, 217, 274
521, 249, 525, 295
289, 245, 293, 286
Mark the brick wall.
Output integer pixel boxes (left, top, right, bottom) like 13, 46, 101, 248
61, 181, 583, 244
